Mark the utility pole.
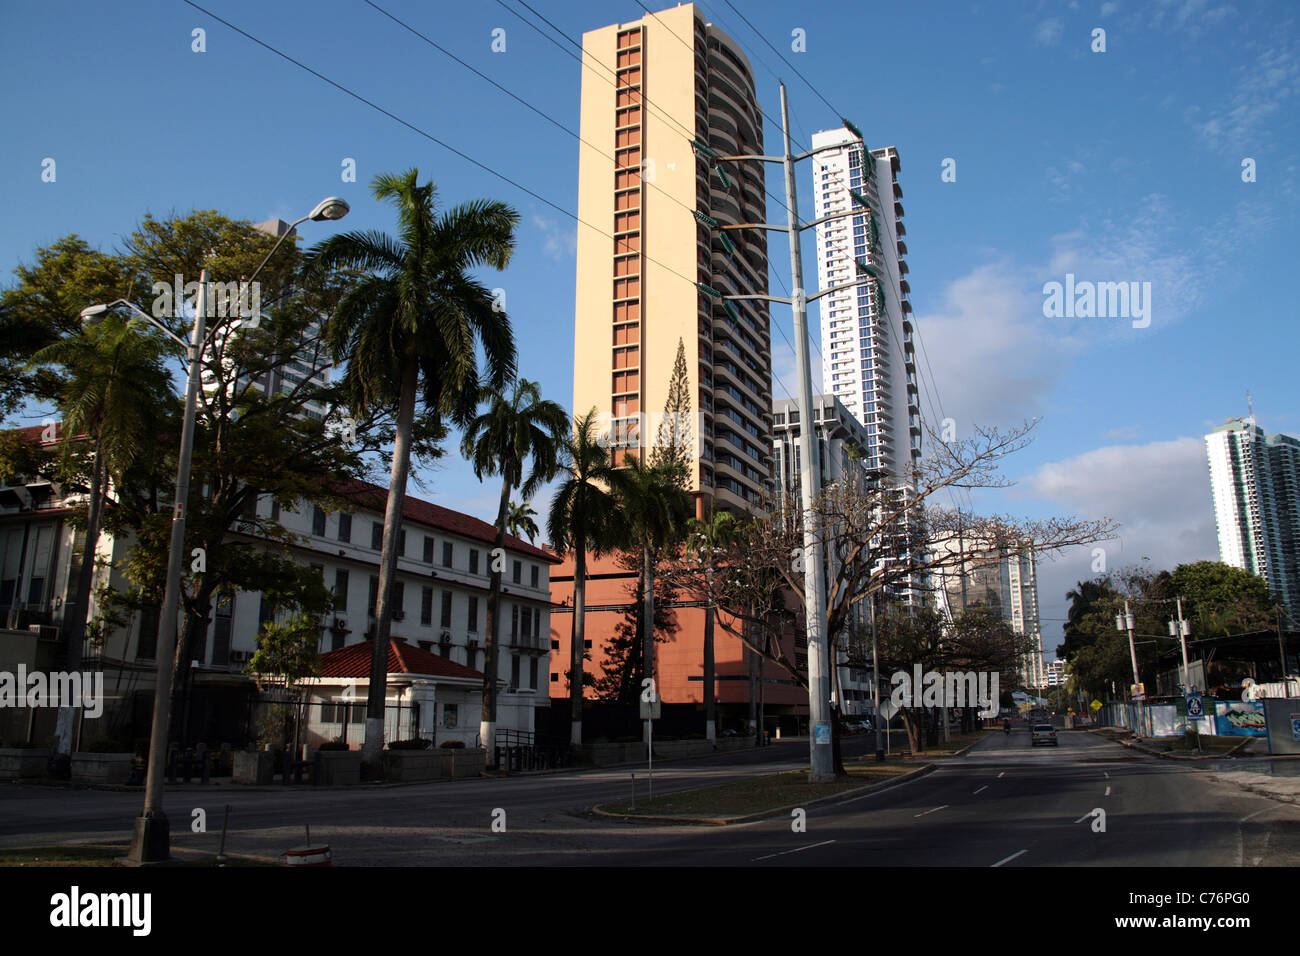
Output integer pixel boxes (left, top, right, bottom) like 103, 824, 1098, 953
1116, 599, 1142, 733
1174, 597, 1193, 691
1171, 596, 1200, 752
1118, 599, 1140, 690
709, 85, 878, 782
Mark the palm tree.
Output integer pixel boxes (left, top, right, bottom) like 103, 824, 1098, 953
304, 169, 517, 773
546, 409, 627, 746
506, 500, 539, 543
686, 509, 738, 742
30, 313, 171, 771
461, 378, 567, 759
618, 456, 691, 728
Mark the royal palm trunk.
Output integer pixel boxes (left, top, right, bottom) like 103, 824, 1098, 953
363, 358, 418, 775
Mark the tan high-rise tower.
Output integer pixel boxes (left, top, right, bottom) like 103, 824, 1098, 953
573, 3, 772, 515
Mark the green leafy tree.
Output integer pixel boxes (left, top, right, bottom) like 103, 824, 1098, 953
1170, 560, 1279, 637
1056, 577, 1117, 660
546, 409, 627, 746
303, 169, 517, 773
460, 377, 566, 758
618, 455, 691, 722
249, 611, 325, 758
650, 337, 692, 480
684, 509, 738, 741
248, 612, 324, 686
594, 550, 680, 705
0, 236, 134, 421
29, 312, 171, 768
506, 500, 539, 542
109, 210, 389, 735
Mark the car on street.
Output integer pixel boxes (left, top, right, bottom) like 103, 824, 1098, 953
1030, 723, 1058, 746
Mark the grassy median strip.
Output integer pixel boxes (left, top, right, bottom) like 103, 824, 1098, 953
0, 846, 277, 867
1139, 735, 1247, 755
0, 846, 125, 866
597, 762, 920, 820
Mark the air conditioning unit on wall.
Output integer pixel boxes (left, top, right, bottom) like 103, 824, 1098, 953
230, 650, 251, 664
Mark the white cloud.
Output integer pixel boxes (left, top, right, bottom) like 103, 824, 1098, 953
913, 261, 1072, 431
530, 214, 577, 261
1101, 1, 1120, 16
1015, 436, 1220, 651
1034, 18, 1066, 46
1043, 193, 1205, 334
1195, 41, 1299, 152
1045, 159, 1087, 201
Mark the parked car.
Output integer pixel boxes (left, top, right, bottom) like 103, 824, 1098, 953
1030, 723, 1058, 747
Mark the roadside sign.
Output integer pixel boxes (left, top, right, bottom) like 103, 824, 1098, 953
814, 722, 831, 745
639, 697, 661, 720
1185, 691, 1205, 720
1290, 714, 1300, 742
1130, 683, 1146, 701
1090, 699, 1103, 712
878, 700, 899, 721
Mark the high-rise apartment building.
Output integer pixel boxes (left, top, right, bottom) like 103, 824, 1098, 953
1206, 418, 1300, 622
809, 130, 920, 485
199, 218, 333, 422
939, 540, 1045, 688
572, 3, 773, 515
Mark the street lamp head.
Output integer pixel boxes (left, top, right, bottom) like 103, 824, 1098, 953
309, 197, 350, 222
79, 303, 111, 322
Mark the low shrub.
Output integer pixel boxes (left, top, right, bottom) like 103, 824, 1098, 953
388, 738, 432, 751
439, 740, 466, 749
316, 741, 350, 752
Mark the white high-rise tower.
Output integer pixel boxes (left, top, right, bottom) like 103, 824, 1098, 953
808, 130, 920, 485
1206, 417, 1300, 623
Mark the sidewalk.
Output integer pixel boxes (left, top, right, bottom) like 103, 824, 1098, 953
1091, 726, 1300, 806
6, 738, 802, 793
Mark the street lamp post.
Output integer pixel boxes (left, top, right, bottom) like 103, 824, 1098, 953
79, 197, 348, 863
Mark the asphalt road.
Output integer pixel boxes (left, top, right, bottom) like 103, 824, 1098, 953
3, 729, 1297, 866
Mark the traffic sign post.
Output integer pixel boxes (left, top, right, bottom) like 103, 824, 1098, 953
1185, 690, 1204, 752
640, 679, 661, 799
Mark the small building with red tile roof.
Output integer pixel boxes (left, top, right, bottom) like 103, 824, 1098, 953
289, 638, 489, 748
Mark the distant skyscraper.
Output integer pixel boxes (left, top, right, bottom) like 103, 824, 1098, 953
939, 539, 1044, 688
1206, 418, 1300, 622
200, 218, 333, 422
572, 3, 772, 515
808, 130, 920, 486
771, 393, 871, 498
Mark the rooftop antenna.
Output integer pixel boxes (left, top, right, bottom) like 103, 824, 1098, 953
1247, 389, 1255, 424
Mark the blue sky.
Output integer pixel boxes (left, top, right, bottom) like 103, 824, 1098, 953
2, 0, 1296, 653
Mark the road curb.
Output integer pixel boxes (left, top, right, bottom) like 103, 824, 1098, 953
590, 763, 937, 826
1089, 728, 1254, 761
1203, 774, 1300, 805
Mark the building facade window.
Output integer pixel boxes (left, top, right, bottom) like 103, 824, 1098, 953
421, 586, 433, 626
333, 568, 349, 611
